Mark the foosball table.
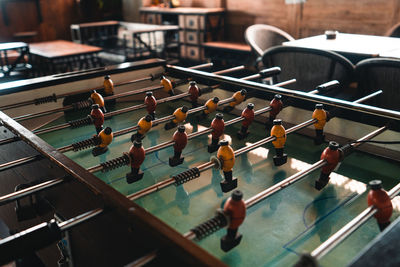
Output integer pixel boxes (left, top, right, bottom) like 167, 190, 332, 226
0, 58, 399, 267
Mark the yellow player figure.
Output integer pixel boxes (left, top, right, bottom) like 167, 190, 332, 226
90, 90, 106, 113
131, 115, 153, 142
160, 75, 174, 96
312, 104, 329, 145
223, 89, 247, 112
216, 140, 237, 192
165, 106, 189, 130
198, 97, 219, 119
270, 119, 287, 166
92, 127, 113, 156
103, 75, 114, 96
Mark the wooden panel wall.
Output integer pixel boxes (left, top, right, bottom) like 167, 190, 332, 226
0, 0, 77, 43
140, 0, 400, 42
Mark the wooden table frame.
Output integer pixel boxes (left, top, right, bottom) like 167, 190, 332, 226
0, 42, 31, 77
29, 40, 103, 76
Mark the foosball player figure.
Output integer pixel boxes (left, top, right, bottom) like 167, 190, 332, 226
145, 91, 157, 120
188, 81, 200, 107
208, 113, 225, 153
315, 141, 342, 190
103, 75, 115, 105
237, 103, 255, 140
92, 127, 113, 156
126, 140, 146, 183
160, 75, 174, 96
90, 90, 106, 113
367, 180, 393, 231
221, 190, 246, 252
216, 140, 237, 192
131, 115, 153, 142
198, 97, 219, 120
103, 75, 114, 95
165, 106, 189, 130
270, 119, 287, 166
312, 104, 329, 145
169, 125, 188, 166
223, 89, 247, 113
90, 104, 104, 134
268, 94, 283, 127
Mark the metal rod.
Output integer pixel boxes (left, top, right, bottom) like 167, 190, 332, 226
34, 66, 245, 134
167, 66, 400, 121
58, 208, 103, 231
311, 172, 400, 260
0, 63, 213, 111
353, 90, 382, 104
0, 155, 43, 172
125, 250, 158, 267
58, 71, 269, 153
0, 177, 66, 206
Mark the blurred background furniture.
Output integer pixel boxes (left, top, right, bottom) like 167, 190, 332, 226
71, 21, 179, 64
245, 24, 294, 69
283, 32, 400, 63
29, 40, 103, 76
355, 58, 400, 111
140, 7, 225, 62
0, 42, 31, 80
262, 46, 355, 99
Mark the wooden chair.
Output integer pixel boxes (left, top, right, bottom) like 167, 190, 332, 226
355, 58, 400, 111
385, 22, 400, 37
245, 24, 294, 69
261, 46, 355, 100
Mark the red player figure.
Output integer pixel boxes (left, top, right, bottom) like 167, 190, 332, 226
268, 94, 283, 126
188, 81, 200, 107
315, 141, 342, 190
208, 113, 225, 153
237, 103, 255, 140
145, 91, 157, 120
169, 125, 188, 166
90, 104, 104, 134
367, 180, 393, 231
126, 141, 146, 184
221, 190, 246, 252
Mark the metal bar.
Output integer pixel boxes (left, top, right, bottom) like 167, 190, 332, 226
245, 160, 326, 208
125, 250, 158, 267
58, 208, 103, 231
35, 67, 244, 135
0, 155, 43, 172
167, 66, 400, 121
311, 173, 400, 260
0, 62, 212, 111
0, 177, 66, 206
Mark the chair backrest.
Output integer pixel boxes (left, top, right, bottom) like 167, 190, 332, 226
245, 24, 295, 57
355, 58, 400, 111
385, 22, 400, 37
261, 46, 355, 99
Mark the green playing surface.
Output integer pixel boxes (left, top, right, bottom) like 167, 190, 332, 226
38, 98, 400, 267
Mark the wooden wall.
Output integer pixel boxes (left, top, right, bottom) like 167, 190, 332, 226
0, 0, 77, 43
140, 0, 400, 42
0, 0, 122, 43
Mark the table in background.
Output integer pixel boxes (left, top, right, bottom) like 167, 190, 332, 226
29, 40, 103, 76
203, 41, 252, 67
283, 33, 400, 63
71, 21, 180, 62
140, 7, 225, 61
0, 42, 31, 78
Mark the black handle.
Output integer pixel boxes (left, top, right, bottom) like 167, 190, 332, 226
259, 67, 281, 78
315, 80, 340, 93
